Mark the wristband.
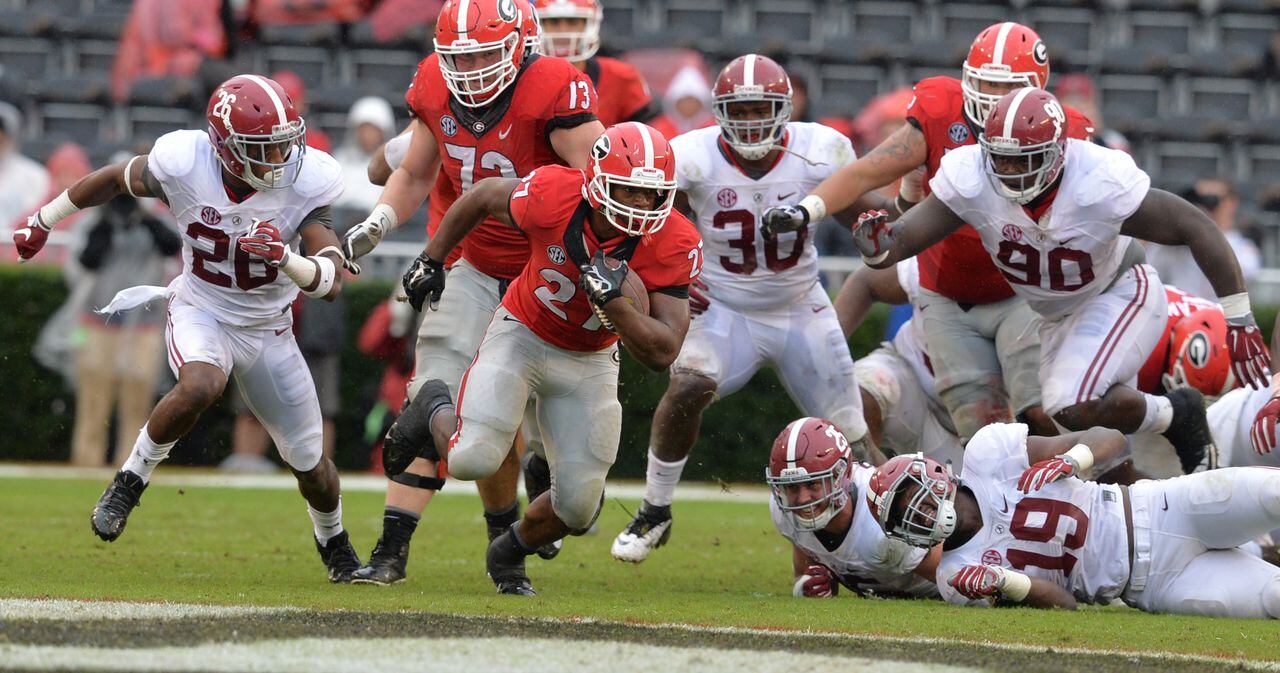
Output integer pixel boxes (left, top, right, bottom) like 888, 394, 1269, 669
385, 132, 412, 171
123, 156, 142, 198
369, 202, 399, 234
792, 576, 809, 598
37, 190, 80, 228
1062, 444, 1095, 473
798, 194, 827, 222
893, 195, 917, 217
1000, 569, 1032, 602
1219, 292, 1251, 320
863, 249, 890, 266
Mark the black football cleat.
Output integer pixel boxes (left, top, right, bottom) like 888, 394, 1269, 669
350, 534, 409, 586
487, 528, 537, 596
521, 452, 562, 560
1162, 388, 1218, 474
316, 530, 362, 584
91, 470, 148, 542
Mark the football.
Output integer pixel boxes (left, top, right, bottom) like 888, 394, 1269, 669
602, 256, 650, 315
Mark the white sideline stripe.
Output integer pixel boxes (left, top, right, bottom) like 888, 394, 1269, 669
0, 464, 772, 503
0, 600, 1275, 671
0, 637, 980, 673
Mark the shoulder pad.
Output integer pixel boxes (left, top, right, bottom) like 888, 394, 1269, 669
792, 122, 855, 171
671, 127, 718, 188
1070, 141, 1150, 210
149, 129, 208, 181
294, 148, 345, 203
935, 144, 986, 199
907, 77, 961, 123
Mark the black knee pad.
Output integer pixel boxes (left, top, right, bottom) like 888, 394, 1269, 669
382, 380, 453, 491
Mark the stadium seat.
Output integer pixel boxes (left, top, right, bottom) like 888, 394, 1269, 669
53, 8, 128, 42
660, 0, 731, 40
1148, 114, 1237, 143
818, 64, 885, 116
1099, 74, 1166, 119
1100, 45, 1177, 76
261, 47, 333, 90
348, 49, 421, 95
31, 74, 109, 105
123, 106, 195, 142
0, 8, 54, 38
1216, 13, 1280, 53
345, 20, 427, 52
259, 23, 342, 48
1125, 11, 1196, 54
309, 82, 397, 116
1183, 46, 1262, 79
936, 4, 1011, 45
66, 39, 119, 76
127, 76, 196, 109
0, 37, 56, 81
849, 2, 916, 48
1245, 145, 1280, 183
1152, 141, 1229, 185
1186, 77, 1258, 119
1025, 7, 1097, 62
37, 103, 106, 145
746, 1, 819, 51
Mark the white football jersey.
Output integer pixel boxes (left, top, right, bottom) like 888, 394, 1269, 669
672, 122, 854, 311
1208, 386, 1280, 469
929, 139, 1151, 320
148, 129, 344, 328
771, 463, 938, 598
936, 423, 1131, 606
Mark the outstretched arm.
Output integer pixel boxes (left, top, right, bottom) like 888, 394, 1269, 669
811, 123, 929, 216
834, 264, 909, 339
857, 193, 966, 269
423, 177, 519, 262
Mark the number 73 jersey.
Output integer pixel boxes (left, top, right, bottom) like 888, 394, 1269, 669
936, 423, 1131, 606
671, 122, 855, 312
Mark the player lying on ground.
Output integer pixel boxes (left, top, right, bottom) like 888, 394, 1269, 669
610, 54, 886, 564
766, 417, 939, 599
394, 122, 702, 595
12, 74, 360, 582
850, 86, 1271, 473
869, 424, 1280, 617
339, 0, 605, 584
767, 22, 1089, 442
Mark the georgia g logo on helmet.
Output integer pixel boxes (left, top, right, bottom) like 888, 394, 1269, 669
1187, 333, 1211, 369
591, 134, 611, 161
497, 0, 518, 22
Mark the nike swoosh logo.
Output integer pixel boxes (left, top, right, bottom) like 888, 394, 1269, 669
502, 315, 522, 324
1161, 494, 1169, 511
778, 192, 796, 201
498, 125, 513, 140
811, 305, 827, 313
999, 495, 1009, 514
274, 327, 289, 336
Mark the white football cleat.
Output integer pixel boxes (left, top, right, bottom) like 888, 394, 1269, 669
610, 503, 672, 563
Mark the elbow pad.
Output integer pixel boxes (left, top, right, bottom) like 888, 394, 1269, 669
279, 250, 338, 298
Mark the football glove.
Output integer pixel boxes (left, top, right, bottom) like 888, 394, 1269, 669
1225, 313, 1271, 389
793, 564, 839, 598
948, 564, 1006, 600
761, 204, 810, 240
340, 205, 396, 274
579, 249, 628, 309
13, 212, 50, 261
689, 277, 710, 317
237, 219, 288, 267
852, 209, 895, 265
1017, 455, 1079, 494
402, 252, 446, 312
1250, 394, 1280, 455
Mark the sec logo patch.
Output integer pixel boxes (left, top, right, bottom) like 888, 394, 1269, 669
547, 245, 566, 265
440, 115, 458, 137
948, 122, 970, 144
982, 549, 1003, 565
716, 188, 737, 208
200, 206, 221, 225
1001, 224, 1023, 242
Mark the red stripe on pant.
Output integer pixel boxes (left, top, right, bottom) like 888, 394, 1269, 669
1076, 266, 1148, 405
165, 312, 186, 370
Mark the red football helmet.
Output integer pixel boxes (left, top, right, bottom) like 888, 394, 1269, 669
867, 453, 958, 548
712, 54, 792, 161
518, 0, 542, 56
962, 22, 1050, 126
534, 0, 601, 61
434, 0, 527, 108
1164, 307, 1237, 399
584, 122, 677, 236
766, 417, 853, 532
206, 74, 307, 191
980, 87, 1068, 205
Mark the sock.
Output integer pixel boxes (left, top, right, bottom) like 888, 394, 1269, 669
643, 450, 688, 507
508, 523, 537, 556
120, 424, 176, 483
308, 497, 343, 546
383, 506, 420, 543
1138, 394, 1174, 434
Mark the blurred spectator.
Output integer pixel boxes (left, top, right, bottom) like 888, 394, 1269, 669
650, 65, 714, 140
1054, 73, 1129, 154
369, 0, 444, 43
1147, 178, 1260, 301
111, 0, 227, 102
1262, 30, 1280, 80
357, 287, 417, 471
252, 0, 368, 26
0, 102, 50, 237
850, 87, 913, 155
334, 96, 395, 212
274, 71, 332, 153
70, 159, 181, 467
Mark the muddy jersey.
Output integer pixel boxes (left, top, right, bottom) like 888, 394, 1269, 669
936, 423, 1130, 606
672, 122, 854, 311
503, 165, 702, 352
929, 139, 1150, 320
772, 463, 937, 598
585, 55, 653, 127
906, 76, 1093, 305
148, 129, 343, 328
407, 53, 599, 279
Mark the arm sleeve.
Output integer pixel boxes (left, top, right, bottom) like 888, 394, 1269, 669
300, 205, 334, 231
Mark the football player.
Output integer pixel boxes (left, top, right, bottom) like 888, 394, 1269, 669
767, 23, 1092, 443
13, 75, 358, 582
1212, 310, 1280, 469
399, 122, 702, 594
609, 54, 886, 564
850, 87, 1272, 473
339, 0, 605, 584
766, 417, 939, 599
535, 0, 656, 126
869, 424, 1280, 617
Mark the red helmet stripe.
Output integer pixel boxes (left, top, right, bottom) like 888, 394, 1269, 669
1002, 86, 1034, 138
242, 74, 288, 129
784, 418, 807, 468
743, 53, 757, 87
992, 21, 1015, 67
458, 0, 472, 40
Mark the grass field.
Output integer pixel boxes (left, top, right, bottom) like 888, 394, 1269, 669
1, 469, 1278, 672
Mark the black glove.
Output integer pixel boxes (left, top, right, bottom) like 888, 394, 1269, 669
761, 204, 811, 240
578, 249, 628, 309
402, 253, 446, 312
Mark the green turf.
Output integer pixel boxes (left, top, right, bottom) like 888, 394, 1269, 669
1, 475, 1276, 663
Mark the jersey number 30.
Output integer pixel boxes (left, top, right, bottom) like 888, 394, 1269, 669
713, 209, 804, 274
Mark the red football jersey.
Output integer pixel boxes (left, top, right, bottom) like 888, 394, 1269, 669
906, 76, 1094, 305
1136, 286, 1219, 393
406, 53, 600, 279
584, 55, 654, 127
503, 165, 703, 352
